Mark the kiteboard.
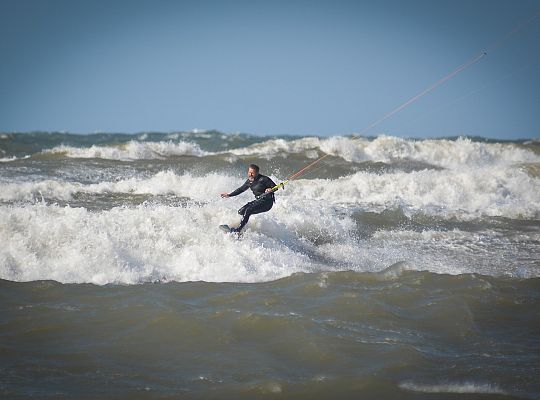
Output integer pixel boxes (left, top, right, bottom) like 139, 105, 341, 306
219, 224, 242, 239
219, 224, 233, 233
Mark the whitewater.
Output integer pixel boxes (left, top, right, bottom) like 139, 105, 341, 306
1, 132, 539, 284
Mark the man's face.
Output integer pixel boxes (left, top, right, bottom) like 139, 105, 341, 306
248, 167, 258, 181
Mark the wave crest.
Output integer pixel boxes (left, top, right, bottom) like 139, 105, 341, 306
44, 140, 207, 160
2, 166, 538, 220
229, 135, 540, 169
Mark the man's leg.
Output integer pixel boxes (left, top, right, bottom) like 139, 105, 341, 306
234, 200, 273, 232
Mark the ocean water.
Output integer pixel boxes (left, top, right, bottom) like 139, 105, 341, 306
1, 131, 539, 399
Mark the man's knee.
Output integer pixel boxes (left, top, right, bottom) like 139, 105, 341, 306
238, 204, 248, 215
238, 204, 252, 216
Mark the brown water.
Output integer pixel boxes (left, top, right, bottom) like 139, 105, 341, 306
1, 271, 539, 399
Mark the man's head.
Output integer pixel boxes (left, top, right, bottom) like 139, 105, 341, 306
247, 164, 259, 181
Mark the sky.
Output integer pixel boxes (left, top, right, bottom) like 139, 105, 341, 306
0, 0, 539, 139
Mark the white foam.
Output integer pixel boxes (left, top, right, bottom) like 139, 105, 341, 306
2, 185, 538, 285
332, 135, 540, 168
33, 135, 540, 171
2, 164, 538, 220
227, 135, 540, 169
0, 172, 238, 203
44, 140, 207, 160
0, 202, 315, 284
0, 155, 30, 162
1, 189, 538, 284
229, 137, 321, 158
0, 180, 362, 284
2, 143, 539, 285
283, 166, 540, 220
399, 381, 506, 395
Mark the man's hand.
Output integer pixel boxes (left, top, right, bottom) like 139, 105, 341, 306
265, 188, 273, 193
220, 193, 230, 198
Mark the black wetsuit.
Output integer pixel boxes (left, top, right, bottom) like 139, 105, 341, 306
228, 174, 276, 232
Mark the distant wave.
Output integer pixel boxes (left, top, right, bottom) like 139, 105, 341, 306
229, 135, 540, 169
2, 162, 539, 218
30, 135, 540, 173
44, 140, 208, 160
0, 155, 30, 162
2, 132, 539, 168
284, 166, 540, 220
399, 381, 506, 395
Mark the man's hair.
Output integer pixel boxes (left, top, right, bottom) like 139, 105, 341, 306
248, 164, 260, 173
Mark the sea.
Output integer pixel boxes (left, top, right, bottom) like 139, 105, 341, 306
1, 131, 539, 399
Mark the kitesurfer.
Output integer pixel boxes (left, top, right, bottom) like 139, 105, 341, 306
220, 164, 276, 233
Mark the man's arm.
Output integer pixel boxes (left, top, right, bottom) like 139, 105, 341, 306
221, 180, 249, 198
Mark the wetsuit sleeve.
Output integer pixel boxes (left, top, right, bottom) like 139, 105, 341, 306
228, 180, 250, 197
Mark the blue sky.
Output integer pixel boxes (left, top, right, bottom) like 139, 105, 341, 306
1, 0, 539, 139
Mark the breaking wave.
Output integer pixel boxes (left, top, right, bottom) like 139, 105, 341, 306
44, 140, 208, 160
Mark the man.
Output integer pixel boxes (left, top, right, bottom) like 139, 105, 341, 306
220, 164, 277, 233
